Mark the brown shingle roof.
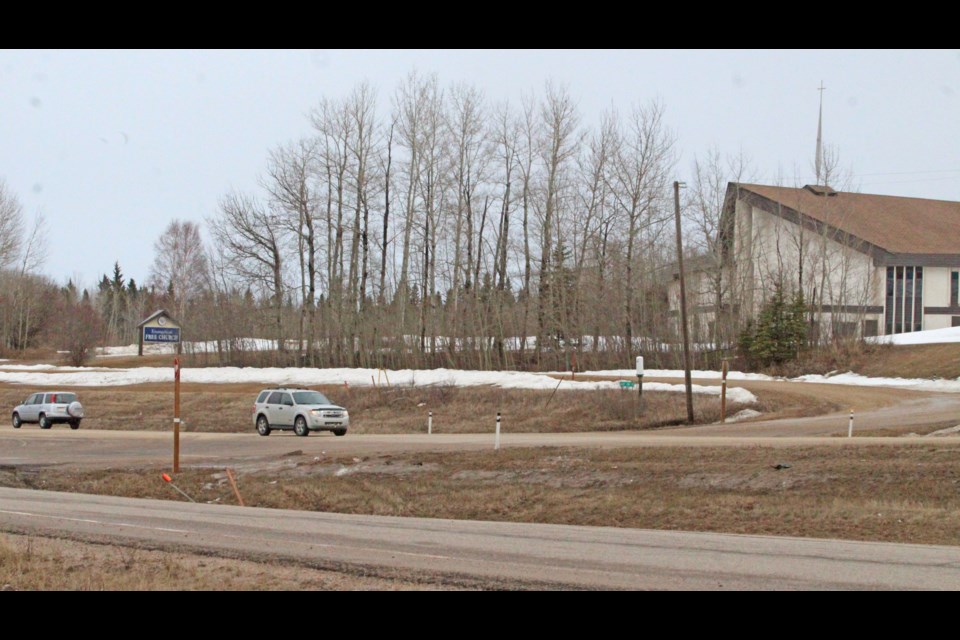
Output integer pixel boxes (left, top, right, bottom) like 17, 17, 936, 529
738, 183, 960, 255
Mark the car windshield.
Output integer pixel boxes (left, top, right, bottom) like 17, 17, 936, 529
292, 391, 331, 405
47, 393, 76, 403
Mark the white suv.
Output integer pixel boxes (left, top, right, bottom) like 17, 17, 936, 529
12, 391, 85, 430
252, 388, 349, 437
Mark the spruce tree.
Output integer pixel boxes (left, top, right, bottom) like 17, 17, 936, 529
740, 282, 809, 367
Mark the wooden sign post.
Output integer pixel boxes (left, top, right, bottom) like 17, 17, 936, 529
173, 356, 181, 473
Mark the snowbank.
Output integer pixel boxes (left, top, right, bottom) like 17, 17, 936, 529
578, 367, 960, 394
571, 369, 776, 381
867, 326, 960, 346
791, 371, 960, 393
0, 365, 757, 404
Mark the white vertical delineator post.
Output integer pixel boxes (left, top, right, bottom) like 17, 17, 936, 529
495, 412, 501, 450
848, 408, 854, 438
428, 411, 433, 435
636, 356, 644, 400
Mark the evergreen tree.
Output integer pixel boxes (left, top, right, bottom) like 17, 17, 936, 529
111, 262, 124, 290
740, 282, 808, 367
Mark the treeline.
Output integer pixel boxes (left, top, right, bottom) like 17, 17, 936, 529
194, 75, 693, 370
3, 74, 763, 371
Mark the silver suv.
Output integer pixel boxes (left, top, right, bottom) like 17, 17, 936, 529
12, 391, 85, 430
252, 388, 349, 437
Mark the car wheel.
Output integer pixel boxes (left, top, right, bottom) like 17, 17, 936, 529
69, 420, 81, 430
294, 416, 310, 437
333, 428, 347, 437
12, 413, 21, 429
39, 414, 52, 430
256, 415, 271, 436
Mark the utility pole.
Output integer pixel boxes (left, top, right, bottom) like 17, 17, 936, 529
674, 181, 694, 424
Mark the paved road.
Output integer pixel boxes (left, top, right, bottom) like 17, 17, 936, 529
2, 378, 959, 469
4, 428, 960, 470
598, 376, 960, 437
2, 487, 958, 590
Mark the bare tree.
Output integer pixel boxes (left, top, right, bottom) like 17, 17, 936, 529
516, 94, 538, 348
50, 295, 103, 367
209, 193, 287, 362
0, 178, 24, 271
345, 82, 379, 366
394, 72, 440, 329
491, 101, 518, 367
147, 220, 209, 322
536, 83, 581, 365
604, 100, 675, 360
686, 147, 753, 348
264, 138, 320, 365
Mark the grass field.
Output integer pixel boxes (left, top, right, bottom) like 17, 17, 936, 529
0, 383, 758, 434
0, 532, 458, 591
7, 443, 960, 547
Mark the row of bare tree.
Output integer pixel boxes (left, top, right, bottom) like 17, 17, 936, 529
183, 75, 702, 370
4, 74, 867, 371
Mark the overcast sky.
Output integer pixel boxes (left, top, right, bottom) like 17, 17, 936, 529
1, 49, 958, 286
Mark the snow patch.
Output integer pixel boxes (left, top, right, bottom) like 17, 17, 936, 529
724, 408, 763, 423
924, 425, 960, 437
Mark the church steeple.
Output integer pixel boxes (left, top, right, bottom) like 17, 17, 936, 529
815, 81, 825, 185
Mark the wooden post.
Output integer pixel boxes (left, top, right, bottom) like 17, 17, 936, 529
674, 181, 694, 424
720, 359, 729, 422
225, 468, 245, 506
173, 357, 180, 473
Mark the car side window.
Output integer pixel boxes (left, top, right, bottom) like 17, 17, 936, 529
31, 394, 41, 405
25, 394, 35, 405
44, 394, 54, 403
281, 394, 294, 406
267, 392, 283, 404
257, 391, 269, 403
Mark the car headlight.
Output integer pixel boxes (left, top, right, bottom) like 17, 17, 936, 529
310, 409, 322, 415
342, 410, 349, 418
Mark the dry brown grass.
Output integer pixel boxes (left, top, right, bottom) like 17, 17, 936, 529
0, 532, 454, 591
0, 383, 744, 433
745, 341, 960, 380
13, 443, 960, 547
88, 354, 175, 369
854, 343, 960, 380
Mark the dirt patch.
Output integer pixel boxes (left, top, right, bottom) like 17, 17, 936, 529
677, 470, 834, 491
451, 468, 625, 489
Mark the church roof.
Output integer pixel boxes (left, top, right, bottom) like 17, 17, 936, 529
734, 183, 960, 257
